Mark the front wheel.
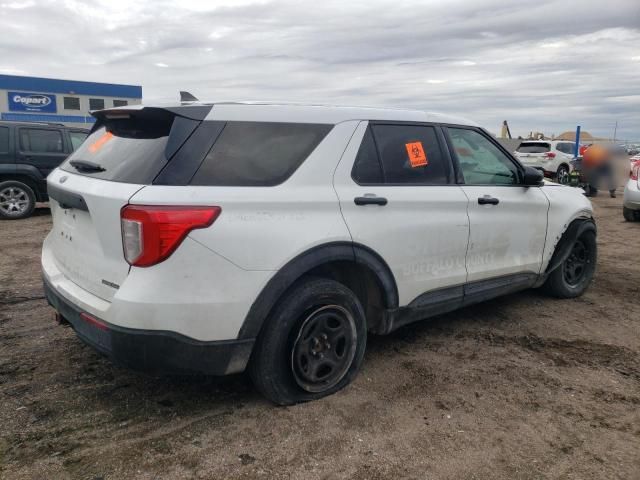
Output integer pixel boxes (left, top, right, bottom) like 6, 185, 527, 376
543, 230, 597, 298
249, 277, 367, 405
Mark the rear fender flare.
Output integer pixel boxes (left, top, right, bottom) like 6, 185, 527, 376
237, 242, 398, 340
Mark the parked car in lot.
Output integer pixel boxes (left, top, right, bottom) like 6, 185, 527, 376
623, 159, 640, 221
513, 140, 576, 184
42, 103, 597, 404
0, 121, 88, 219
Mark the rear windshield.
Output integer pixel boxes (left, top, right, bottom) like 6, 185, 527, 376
61, 112, 174, 184
517, 142, 551, 153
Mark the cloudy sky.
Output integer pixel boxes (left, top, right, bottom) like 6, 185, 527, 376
1, 0, 639, 139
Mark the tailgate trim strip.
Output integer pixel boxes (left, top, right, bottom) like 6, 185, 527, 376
48, 183, 89, 211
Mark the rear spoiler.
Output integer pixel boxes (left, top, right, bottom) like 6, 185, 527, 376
91, 104, 213, 123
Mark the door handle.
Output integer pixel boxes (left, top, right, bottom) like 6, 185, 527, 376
354, 195, 388, 206
478, 195, 500, 205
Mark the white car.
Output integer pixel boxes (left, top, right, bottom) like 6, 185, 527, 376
514, 140, 577, 184
42, 103, 597, 404
623, 160, 640, 221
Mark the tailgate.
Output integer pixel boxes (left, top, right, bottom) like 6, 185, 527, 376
47, 169, 143, 301
516, 152, 546, 164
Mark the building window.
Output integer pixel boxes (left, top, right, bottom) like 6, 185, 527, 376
113, 99, 128, 107
89, 98, 105, 110
63, 96, 81, 110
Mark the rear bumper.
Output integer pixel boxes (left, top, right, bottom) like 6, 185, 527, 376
43, 276, 254, 375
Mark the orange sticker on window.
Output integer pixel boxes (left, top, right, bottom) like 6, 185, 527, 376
405, 141, 428, 167
88, 131, 114, 153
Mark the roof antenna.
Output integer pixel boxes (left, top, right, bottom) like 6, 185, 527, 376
180, 91, 199, 103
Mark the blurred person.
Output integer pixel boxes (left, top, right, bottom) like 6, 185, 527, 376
582, 144, 617, 198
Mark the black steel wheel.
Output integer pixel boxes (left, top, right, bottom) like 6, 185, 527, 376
290, 305, 357, 393
249, 277, 367, 405
543, 228, 597, 298
562, 239, 590, 286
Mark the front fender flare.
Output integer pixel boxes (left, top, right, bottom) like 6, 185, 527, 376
544, 218, 597, 275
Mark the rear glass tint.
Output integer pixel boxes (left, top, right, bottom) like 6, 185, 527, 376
61, 112, 174, 184
190, 122, 332, 186
352, 127, 383, 184
370, 124, 450, 185
517, 142, 550, 153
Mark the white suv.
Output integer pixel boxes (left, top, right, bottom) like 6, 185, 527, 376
42, 103, 596, 404
514, 140, 577, 184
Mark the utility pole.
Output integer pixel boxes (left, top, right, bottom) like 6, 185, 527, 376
613, 121, 618, 143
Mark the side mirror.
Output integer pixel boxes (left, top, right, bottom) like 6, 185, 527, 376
523, 166, 544, 186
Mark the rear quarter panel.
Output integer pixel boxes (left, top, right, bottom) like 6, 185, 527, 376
130, 121, 360, 271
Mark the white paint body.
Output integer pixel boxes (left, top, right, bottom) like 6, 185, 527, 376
42, 103, 593, 342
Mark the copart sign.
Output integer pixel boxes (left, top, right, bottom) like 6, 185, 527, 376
8, 91, 57, 113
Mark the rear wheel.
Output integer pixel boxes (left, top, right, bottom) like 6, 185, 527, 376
0, 181, 36, 220
623, 206, 638, 222
556, 165, 570, 185
543, 230, 597, 298
249, 277, 367, 405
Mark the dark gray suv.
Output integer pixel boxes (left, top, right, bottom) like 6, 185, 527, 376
0, 121, 88, 219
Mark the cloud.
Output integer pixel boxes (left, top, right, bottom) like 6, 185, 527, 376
0, 0, 639, 139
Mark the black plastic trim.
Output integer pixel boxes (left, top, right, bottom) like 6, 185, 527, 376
378, 272, 539, 334
43, 277, 254, 375
47, 183, 89, 211
237, 242, 399, 339
544, 218, 597, 275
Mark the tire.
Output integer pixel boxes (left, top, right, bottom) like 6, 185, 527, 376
543, 230, 597, 298
249, 277, 367, 405
556, 164, 570, 185
623, 206, 637, 222
0, 180, 36, 220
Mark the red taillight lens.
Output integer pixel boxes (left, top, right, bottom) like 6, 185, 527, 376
121, 205, 221, 267
80, 312, 108, 331
545, 152, 556, 159
631, 162, 639, 181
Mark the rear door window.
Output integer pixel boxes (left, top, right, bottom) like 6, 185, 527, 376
364, 124, 451, 185
556, 142, 575, 154
190, 122, 332, 186
517, 142, 550, 153
351, 127, 383, 184
19, 128, 64, 153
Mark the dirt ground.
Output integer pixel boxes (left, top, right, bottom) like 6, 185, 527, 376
1, 172, 639, 479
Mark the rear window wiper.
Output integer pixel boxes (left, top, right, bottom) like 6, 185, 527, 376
70, 160, 106, 173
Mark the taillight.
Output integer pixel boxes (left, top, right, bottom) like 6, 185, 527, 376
121, 205, 221, 267
631, 162, 639, 181
544, 152, 556, 159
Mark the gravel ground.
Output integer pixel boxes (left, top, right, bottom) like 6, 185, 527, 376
0, 175, 639, 479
